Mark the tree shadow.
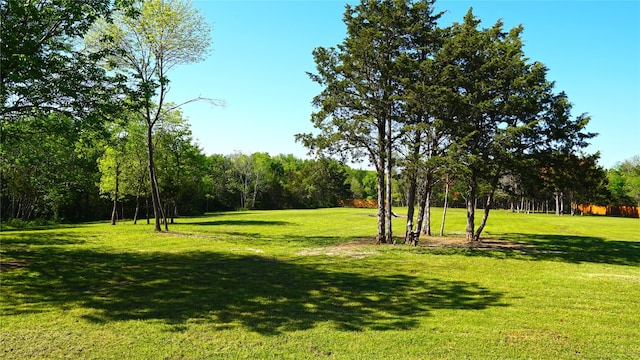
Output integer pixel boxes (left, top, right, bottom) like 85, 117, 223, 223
213, 232, 352, 248
188, 220, 292, 227
0, 232, 86, 246
3, 241, 506, 334
505, 233, 640, 266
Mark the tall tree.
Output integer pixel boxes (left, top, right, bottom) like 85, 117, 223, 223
394, 2, 443, 244
434, 9, 566, 241
87, 0, 211, 231
298, 0, 440, 243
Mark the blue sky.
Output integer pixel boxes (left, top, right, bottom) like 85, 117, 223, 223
168, 0, 640, 169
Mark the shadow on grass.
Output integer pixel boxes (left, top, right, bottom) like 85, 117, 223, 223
188, 219, 292, 227
2, 237, 506, 334
504, 233, 640, 266
442, 233, 640, 266
211, 231, 351, 248
0, 232, 87, 246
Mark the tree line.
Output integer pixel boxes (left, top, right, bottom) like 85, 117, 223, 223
2, 100, 636, 226
1, 107, 355, 223
2, 0, 638, 233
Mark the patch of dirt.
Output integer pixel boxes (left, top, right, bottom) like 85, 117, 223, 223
297, 238, 379, 258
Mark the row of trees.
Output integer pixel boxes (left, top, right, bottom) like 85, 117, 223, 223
2, 0, 637, 234
2, 0, 215, 231
1, 107, 355, 222
2, 104, 636, 225
0, 0, 367, 226
298, 0, 603, 243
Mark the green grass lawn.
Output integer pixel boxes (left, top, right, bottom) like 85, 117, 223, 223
1, 208, 639, 359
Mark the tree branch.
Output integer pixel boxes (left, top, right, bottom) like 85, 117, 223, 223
162, 96, 226, 114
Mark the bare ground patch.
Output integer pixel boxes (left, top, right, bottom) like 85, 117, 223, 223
297, 238, 379, 258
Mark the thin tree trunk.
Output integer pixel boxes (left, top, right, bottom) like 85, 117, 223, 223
147, 124, 162, 232
416, 183, 427, 237
404, 176, 417, 244
439, 175, 450, 237
251, 172, 259, 209
111, 199, 118, 225
376, 118, 387, 244
420, 172, 433, 236
111, 163, 120, 225
385, 118, 393, 244
423, 191, 432, 236
474, 187, 496, 241
404, 131, 421, 244
133, 195, 140, 225
466, 174, 477, 242
376, 164, 386, 244
162, 194, 168, 231
144, 197, 149, 224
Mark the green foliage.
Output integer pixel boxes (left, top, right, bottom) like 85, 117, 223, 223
346, 169, 377, 200
208, 153, 352, 211
1, 0, 129, 120
608, 155, 640, 206
86, 0, 212, 231
0, 114, 108, 221
300, 1, 599, 242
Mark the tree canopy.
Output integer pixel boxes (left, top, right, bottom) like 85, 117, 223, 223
1, 0, 628, 232
300, 1, 603, 242
86, 0, 212, 231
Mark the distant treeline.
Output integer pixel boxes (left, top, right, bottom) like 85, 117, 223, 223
1, 111, 639, 224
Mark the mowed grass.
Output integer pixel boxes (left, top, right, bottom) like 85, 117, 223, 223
1, 207, 639, 359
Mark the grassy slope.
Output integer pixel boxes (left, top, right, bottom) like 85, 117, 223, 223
1, 208, 639, 359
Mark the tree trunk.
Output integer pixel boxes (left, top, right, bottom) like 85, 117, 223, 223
162, 195, 169, 231
384, 117, 393, 244
423, 191, 432, 236
133, 195, 140, 225
251, 171, 260, 209
111, 199, 118, 225
147, 123, 163, 232
439, 175, 450, 237
376, 164, 386, 244
420, 172, 433, 235
415, 184, 426, 234
111, 163, 120, 225
404, 174, 417, 244
404, 131, 421, 244
375, 117, 387, 244
465, 174, 477, 242
474, 187, 496, 241
145, 197, 150, 224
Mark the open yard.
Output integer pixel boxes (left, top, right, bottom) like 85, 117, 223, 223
1, 208, 639, 359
